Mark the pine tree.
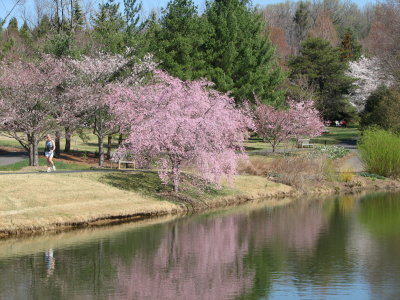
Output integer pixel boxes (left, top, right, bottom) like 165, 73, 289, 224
7, 17, 19, 33
0, 18, 5, 34
72, 0, 85, 31
92, 0, 125, 54
340, 29, 361, 62
34, 15, 51, 38
289, 37, 355, 120
204, 0, 285, 105
294, 1, 310, 44
124, 0, 142, 34
19, 21, 32, 40
150, 0, 207, 80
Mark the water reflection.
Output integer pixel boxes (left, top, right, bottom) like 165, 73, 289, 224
44, 249, 55, 278
0, 193, 399, 299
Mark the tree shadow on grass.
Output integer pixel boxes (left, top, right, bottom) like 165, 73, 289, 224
99, 172, 172, 197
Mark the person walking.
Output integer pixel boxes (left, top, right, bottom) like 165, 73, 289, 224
44, 134, 56, 172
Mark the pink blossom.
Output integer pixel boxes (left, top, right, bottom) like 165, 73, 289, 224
0, 55, 71, 166
255, 100, 324, 152
108, 70, 253, 192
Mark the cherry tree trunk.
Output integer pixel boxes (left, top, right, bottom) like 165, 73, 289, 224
28, 144, 34, 166
107, 135, 112, 160
55, 130, 61, 157
64, 127, 72, 153
118, 134, 123, 146
98, 135, 104, 167
28, 134, 39, 166
32, 136, 39, 166
172, 160, 181, 193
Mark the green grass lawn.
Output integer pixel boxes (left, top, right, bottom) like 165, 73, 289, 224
311, 126, 360, 145
0, 158, 91, 172
245, 126, 361, 153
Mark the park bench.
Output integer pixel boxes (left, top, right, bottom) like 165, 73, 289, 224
297, 138, 314, 148
110, 152, 136, 169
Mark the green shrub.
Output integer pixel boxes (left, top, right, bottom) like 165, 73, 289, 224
358, 129, 400, 177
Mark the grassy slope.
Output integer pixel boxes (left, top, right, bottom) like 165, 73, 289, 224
0, 172, 179, 233
0, 172, 291, 235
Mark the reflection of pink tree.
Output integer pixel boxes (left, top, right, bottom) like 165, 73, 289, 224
108, 71, 253, 192
112, 215, 253, 300
263, 201, 326, 251
111, 201, 327, 299
237, 200, 327, 253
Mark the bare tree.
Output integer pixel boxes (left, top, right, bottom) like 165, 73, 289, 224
308, 10, 339, 46
363, 0, 400, 81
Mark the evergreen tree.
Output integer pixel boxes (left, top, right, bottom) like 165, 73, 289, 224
34, 15, 51, 38
340, 29, 361, 62
150, 0, 207, 80
72, 0, 85, 30
204, 0, 285, 105
92, 0, 125, 54
289, 37, 355, 120
294, 1, 310, 44
0, 18, 4, 34
19, 21, 32, 41
7, 17, 19, 33
124, 0, 143, 34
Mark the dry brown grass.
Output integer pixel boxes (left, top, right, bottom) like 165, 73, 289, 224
238, 155, 334, 190
237, 156, 274, 176
0, 173, 181, 234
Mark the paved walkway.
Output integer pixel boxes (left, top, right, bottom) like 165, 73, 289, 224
335, 138, 365, 173
0, 152, 27, 166
338, 150, 365, 173
0, 169, 140, 176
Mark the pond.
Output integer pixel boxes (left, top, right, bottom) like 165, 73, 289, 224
0, 192, 399, 299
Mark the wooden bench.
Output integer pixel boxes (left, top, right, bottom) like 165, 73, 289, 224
110, 152, 136, 169
297, 138, 314, 148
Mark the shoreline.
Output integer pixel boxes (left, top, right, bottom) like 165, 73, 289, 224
1, 171, 399, 240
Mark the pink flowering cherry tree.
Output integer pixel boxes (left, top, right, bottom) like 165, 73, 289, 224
108, 71, 253, 192
0, 55, 70, 166
65, 53, 156, 166
254, 105, 292, 153
255, 100, 324, 152
287, 100, 325, 140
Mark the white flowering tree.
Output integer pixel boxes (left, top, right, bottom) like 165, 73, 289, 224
346, 56, 392, 112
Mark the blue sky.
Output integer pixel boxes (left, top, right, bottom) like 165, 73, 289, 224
0, 0, 376, 25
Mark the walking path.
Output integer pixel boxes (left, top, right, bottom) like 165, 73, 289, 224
335, 138, 365, 173
0, 152, 27, 166
0, 169, 140, 176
